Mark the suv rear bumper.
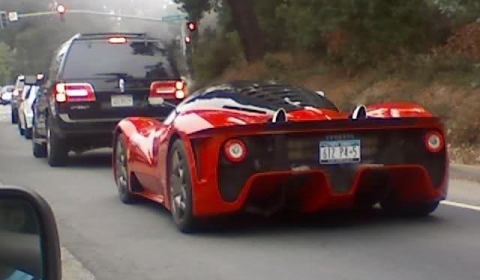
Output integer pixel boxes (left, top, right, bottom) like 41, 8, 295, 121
49, 114, 121, 146
48, 113, 166, 148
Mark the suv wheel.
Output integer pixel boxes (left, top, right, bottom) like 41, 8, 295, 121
11, 110, 17, 124
24, 117, 32, 139
32, 126, 47, 158
24, 128, 32, 139
17, 119, 24, 136
46, 124, 68, 167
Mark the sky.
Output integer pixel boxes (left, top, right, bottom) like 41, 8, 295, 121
59, 0, 217, 38
61, 0, 186, 38
0, 0, 217, 41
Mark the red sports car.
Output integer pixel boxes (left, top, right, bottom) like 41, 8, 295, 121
112, 80, 448, 232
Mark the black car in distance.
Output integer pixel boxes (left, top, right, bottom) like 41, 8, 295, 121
32, 32, 187, 167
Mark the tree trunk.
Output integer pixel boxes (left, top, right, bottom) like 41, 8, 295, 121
226, 0, 266, 62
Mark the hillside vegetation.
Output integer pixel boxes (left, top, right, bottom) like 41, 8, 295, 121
176, 0, 480, 164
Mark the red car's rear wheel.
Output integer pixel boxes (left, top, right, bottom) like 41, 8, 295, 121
169, 139, 197, 233
380, 199, 440, 217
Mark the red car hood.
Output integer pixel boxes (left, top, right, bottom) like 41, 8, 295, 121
174, 102, 433, 135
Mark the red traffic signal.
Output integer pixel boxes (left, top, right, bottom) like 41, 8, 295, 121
185, 36, 192, 44
56, 4, 66, 14
187, 21, 197, 31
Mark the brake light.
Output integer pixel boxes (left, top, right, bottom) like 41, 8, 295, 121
108, 37, 127, 44
175, 81, 184, 90
53, 83, 96, 103
224, 139, 247, 163
424, 131, 444, 153
148, 80, 187, 105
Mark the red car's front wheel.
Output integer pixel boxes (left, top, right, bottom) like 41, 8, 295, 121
169, 139, 198, 233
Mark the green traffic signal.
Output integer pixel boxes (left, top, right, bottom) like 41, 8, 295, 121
0, 11, 8, 29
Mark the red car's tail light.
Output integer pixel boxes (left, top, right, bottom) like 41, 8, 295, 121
224, 139, 247, 163
148, 80, 187, 105
424, 131, 444, 153
53, 82, 96, 103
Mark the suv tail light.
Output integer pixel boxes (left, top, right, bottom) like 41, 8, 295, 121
53, 82, 96, 103
108, 37, 128, 44
148, 80, 187, 105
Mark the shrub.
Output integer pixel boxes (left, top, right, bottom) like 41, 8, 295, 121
192, 31, 244, 86
449, 93, 480, 145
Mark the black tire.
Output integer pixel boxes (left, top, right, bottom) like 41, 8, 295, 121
46, 121, 68, 167
380, 199, 440, 217
169, 139, 198, 233
17, 119, 24, 136
32, 126, 47, 158
24, 128, 32, 139
11, 110, 17, 124
24, 117, 32, 139
114, 134, 136, 204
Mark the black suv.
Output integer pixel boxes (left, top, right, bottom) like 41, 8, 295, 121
32, 33, 186, 167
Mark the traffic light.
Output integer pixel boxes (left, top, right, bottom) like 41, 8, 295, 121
56, 4, 66, 14
0, 11, 8, 30
186, 21, 197, 32
56, 4, 66, 21
185, 36, 192, 44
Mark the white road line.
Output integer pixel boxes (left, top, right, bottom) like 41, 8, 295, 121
61, 247, 96, 280
441, 201, 480, 211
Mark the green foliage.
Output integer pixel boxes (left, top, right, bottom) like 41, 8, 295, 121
252, 0, 288, 51
396, 53, 480, 85
433, 0, 480, 21
263, 53, 287, 81
173, 0, 211, 21
216, 1, 235, 33
0, 43, 13, 84
276, 0, 345, 51
277, 0, 442, 66
191, 0, 455, 73
192, 30, 243, 86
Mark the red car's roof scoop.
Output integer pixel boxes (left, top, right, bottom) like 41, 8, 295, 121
272, 108, 288, 123
350, 105, 368, 120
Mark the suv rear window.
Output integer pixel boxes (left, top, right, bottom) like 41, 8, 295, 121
62, 39, 181, 80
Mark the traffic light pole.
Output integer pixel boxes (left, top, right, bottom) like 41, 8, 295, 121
13, 9, 185, 25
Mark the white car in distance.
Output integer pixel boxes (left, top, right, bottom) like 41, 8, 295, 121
18, 85, 40, 139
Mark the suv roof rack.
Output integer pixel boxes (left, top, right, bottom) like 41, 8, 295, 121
76, 32, 148, 38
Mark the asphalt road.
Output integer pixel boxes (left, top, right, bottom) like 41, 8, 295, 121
1, 105, 480, 280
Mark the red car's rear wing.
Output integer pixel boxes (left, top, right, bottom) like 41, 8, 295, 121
188, 116, 444, 139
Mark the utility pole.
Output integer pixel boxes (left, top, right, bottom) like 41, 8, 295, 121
1, 8, 187, 25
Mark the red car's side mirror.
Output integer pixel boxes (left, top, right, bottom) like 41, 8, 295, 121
0, 185, 61, 280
